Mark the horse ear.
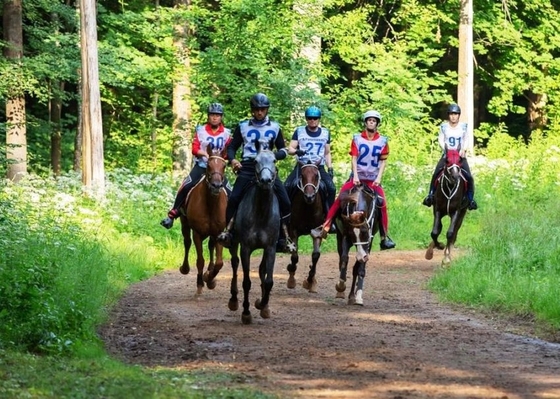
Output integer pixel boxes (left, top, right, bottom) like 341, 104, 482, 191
255, 140, 261, 153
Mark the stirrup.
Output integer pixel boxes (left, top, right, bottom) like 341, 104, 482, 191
310, 226, 328, 239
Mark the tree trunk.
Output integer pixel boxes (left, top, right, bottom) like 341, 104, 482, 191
80, 0, 105, 196
3, 0, 27, 182
50, 82, 64, 176
457, 0, 474, 155
526, 91, 547, 134
172, 0, 193, 177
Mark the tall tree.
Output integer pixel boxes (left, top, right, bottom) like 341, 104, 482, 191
172, 0, 193, 176
80, 0, 105, 195
3, 0, 27, 182
457, 0, 474, 154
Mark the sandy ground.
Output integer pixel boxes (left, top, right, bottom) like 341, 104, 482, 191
99, 249, 560, 399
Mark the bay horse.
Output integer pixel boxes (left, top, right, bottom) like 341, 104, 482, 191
334, 184, 381, 305
179, 149, 228, 295
228, 144, 280, 324
286, 159, 325, 292
425, 148, 468, 266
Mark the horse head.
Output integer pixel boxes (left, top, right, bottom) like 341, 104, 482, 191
297, 159, 321, 204
205, 148, 227, 196
444, 146, 463, 184
254, 144, 277, 190
339, 185, 376, 250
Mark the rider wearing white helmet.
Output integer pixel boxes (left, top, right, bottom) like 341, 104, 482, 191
422, 103, 477, 210
161, 103, 232, 229
312, 109, 396, 250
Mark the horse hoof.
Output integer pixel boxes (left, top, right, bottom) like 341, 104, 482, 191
196, 286, 203, 296
348, 296, 356, 305
355, 290, 364, 305
336, 291, 345, 299
442, 257, 451, 267
335, 281, 346, 293
306, 278, 318, 293
179, 265, 190, 275
228, 299, 238, 311
425, 248, 434, 260
206, 279, 217, 290
260, 306, 271, 319
255, 298, 264, 310
241, 313, 252, 325
287, 274, 297, 289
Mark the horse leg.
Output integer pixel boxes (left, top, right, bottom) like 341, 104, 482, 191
204, 237, 223, 290
286, 235, 299, 289
443, 211, 464, 266
303, 236, 321, 293
179, 224, 192, 275
193, 233, 205, 295
336, 238, 350, 299
240, 246, 253, 324
354, 260, 367, 306
426, 213, 444, 260
348, 260, 361, 305
255, 247, 275, 319
228, 245, 239, 311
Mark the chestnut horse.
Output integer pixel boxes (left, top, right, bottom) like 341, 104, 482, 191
179, 150, 228, 295
286, 159, 325, 292
425, 148, 468, 266
334, 184, 381, 305
228, 145, 280, 324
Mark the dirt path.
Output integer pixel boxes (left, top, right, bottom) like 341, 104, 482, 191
99, 250, 560, 398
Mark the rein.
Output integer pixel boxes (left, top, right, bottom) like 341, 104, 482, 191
441, 163, 464, 213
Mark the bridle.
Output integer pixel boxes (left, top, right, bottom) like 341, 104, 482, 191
297, 163, 321, 196
205, 156, 226, 193
341, 186, 377, 247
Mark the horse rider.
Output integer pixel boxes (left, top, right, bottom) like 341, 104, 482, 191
284, 106, 336, 218
160, 103, 232, 229
311, 110, 396, 250
422, 103, 478, 210
217, 93, 294, 251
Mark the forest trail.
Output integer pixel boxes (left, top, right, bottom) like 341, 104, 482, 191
99, 250, 560, 398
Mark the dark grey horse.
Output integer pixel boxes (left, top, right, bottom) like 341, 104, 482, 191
334, 185, 381, 306
227, 146, 280, 324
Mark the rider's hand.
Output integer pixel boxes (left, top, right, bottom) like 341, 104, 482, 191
295, 149, 306, 157
231, 160, 241, 174
353, 176, 361, 186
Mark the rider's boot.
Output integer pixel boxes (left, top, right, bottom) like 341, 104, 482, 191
379, 224, 396, 250
277, 223, 296, 253
217, 218, 235, 248
422, 190, 434, 207
467, 189, 478, 210
311, 219, 331, 239
160, 209, 179, 229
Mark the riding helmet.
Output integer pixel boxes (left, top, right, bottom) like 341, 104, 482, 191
207, 103, 224, 115
447, 103, 461, 114
363, 110, 382, 125
250, 93, 271, 109
304, 106, 322, 119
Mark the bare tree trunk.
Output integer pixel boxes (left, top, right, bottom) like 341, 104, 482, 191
80, 0, 105, 196
526, 91, 547, 136
3, 0, 27, 182
457, 0, 474, 155
50, 82, 64, 176
172, 0, 193, 177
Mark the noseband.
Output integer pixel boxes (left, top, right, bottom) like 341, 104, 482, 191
297, 164, 321, 196
205, 156, 226, 191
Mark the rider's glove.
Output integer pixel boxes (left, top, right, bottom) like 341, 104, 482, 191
274, 148, 288, 160
295, 149, 306, 157
328, 167, 334, 178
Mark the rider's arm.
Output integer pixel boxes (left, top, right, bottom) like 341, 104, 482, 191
287, 139, 299, 156
227, 125, 243, 163
324, 143, 333, 169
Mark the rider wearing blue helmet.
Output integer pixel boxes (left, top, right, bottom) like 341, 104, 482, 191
285, 106, 336, 219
